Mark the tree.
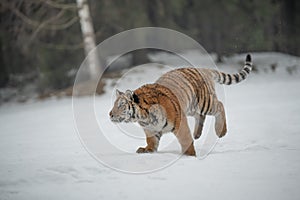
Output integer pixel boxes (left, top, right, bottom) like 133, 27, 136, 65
76, 0, 101, 80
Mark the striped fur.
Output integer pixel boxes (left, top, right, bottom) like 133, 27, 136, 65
109, 54, 252, 156
212, 54, 252, 85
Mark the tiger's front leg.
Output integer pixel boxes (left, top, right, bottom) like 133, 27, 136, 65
173, 115, 196, 156
136, 130, 161, 153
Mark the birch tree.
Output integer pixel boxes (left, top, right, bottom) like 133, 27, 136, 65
76, 0, 100, 81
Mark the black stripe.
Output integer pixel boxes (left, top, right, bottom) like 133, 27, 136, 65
227, 74, 232, 85
201, 78, 211, 115
174, 71, 195, 96
244, 67, 250, 73
132, 93, 139, 104
140, 106, 149, 114
203, 95, 211, 115
131, 104, 136, 119
240, 72, 246, 80
182, 69, 200, 99
166, 76, 192, 103
156, 84, 180, 132
160, 87, 180, 120
222, 73, 227, 83
155, 132, 162, 140
185, 69, 200, 86
234, 74, 239, 82
217, 72, 221, 82
246, 54, 251, 62
186, 68, 202, 83
207, 95, 211, 114
200, 71, 210, 107
163, 120, 168, 129
245, 62, 251, 66
200, 93, 206, 114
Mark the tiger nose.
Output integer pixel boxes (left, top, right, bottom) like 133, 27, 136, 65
109, 111, 113, 118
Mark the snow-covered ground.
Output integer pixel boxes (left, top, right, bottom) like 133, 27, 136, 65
0, 52, 300, 200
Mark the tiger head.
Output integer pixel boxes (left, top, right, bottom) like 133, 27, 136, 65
109, 89, 139, 123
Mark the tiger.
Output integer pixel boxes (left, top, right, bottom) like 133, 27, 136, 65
109, 54, 252, 156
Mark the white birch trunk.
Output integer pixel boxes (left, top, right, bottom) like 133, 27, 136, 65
76, 0, 100, 80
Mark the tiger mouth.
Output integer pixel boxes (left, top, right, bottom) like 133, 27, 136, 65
110, 117, 125, 123
110, 118, 124, 123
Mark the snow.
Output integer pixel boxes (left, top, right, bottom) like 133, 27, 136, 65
1, 52, 300, 200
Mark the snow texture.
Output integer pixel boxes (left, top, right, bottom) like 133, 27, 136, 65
0, 52, 300, 200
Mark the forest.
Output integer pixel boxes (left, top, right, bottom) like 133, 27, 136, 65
0, 0, 299, 93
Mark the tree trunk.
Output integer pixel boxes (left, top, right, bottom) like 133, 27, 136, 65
281, 0, 297, 54
76, 0, 100, 80
0, 39, 8, 87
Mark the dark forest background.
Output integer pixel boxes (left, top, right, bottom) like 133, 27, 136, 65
0, 0, 299, 94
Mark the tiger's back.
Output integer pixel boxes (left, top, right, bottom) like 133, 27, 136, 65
156, 68, 217, 116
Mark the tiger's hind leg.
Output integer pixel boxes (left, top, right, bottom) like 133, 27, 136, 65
193, 114, 206, 139
136, 130, 161, 153
212, 101, 227, 138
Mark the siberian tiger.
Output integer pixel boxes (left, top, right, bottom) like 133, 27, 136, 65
109, 54, 252, 156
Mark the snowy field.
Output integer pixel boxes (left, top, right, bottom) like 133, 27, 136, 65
0, 52, 300, 200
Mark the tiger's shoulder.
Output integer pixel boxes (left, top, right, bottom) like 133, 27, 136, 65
133, 84, 181, 132
133, 83, 179, 106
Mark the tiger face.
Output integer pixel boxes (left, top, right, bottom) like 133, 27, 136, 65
109, 89, 137, 123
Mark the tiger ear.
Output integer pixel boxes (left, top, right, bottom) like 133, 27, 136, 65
125, 90, 133, 100
116, 89, 123, 97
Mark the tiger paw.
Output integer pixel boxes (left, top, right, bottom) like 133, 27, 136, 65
216, 123, 227, 138
194, 126, 203, 140
183, 145, 196, 156
136, 147, 155, 153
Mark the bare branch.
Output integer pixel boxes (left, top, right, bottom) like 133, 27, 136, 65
35, 0, 78, 10
37, 40, 84, 50
1, 2, 41, 27
2, 2, 78, 31
46, 16, 79, 30
29, 9, 66, 43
